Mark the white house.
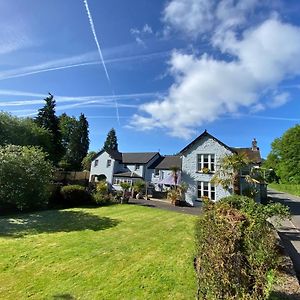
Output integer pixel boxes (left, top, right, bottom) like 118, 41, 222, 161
90, 130, 263, 205
90, 149, 160, 190
179, 130, 262, 205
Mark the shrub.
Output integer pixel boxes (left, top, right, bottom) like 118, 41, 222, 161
0, 145, 53, 212
60, 185, 91, 207
93, 193, 113, 206
195, 195, 289, 300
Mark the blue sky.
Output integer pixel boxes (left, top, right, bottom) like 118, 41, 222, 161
1, 0, 300, 158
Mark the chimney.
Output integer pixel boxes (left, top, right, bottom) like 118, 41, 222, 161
252, 138, 259, 151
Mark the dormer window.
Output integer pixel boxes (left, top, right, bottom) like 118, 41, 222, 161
154, 169, 159, 176
197, 154, 215, 172
106, 159, 111, 167
135, 164, 140, 170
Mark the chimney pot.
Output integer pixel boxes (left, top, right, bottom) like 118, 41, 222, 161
252, 138, 258, 151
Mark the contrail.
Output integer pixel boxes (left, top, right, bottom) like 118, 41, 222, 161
83, 0, 120, 124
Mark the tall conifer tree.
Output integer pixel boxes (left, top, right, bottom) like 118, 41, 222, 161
103, 128, 118, 152
35, 93, 63, 164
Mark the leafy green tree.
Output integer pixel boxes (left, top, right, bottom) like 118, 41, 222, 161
0, 145, 53, 211
59, 113, 77, 151
0, 112, 52, 153
82, 151, 97, 171
211, 153, 250, 195
35, 93, 63, 164
59, 113, 90, 170
103, 128, 118, 151
265, 125, 300, 183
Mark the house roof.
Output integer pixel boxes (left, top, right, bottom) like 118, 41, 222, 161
149, 155, 182, 170
231, 148, 262, 164
179, 130, 233, 154
113, 171, 143, 178
122, 152, 159, 164
93, 150, 157, 164
93, 149, 122, 161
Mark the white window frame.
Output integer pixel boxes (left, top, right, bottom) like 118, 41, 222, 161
197, 154, 215, 172
113, 178, 132, 185
106, 159, 111, 167
197, 181, 215, 200
154, 169, 159, 176
135, 164, 140, 170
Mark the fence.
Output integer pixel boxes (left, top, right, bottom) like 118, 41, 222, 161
54, 170, 90, 185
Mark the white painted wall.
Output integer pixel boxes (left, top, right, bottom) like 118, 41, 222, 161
181, 136, 232, 206
90, 151, 115, 183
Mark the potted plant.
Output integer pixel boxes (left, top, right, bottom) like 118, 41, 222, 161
133, 180, 145, 199
201, 167, 210, 174
167, 189, 181, 205
120, 182, 131, 204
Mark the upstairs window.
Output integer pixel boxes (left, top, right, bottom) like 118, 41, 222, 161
154, 169, 159, 176
94, 159, 99, 167
135, 164, 140, 170
197, 154, 215, 172
106, 159, 111, 167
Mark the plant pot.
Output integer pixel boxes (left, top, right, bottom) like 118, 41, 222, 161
121, 197, 129, 204
174, 199, 181, 206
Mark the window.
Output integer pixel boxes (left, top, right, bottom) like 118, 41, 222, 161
124, 164, 127, 168
135, 164, 140, 170
94, 159, 99, 167
154, 169, 159, 176
197, 181, 215, 200
113, 178, 132, 185
197, 154, 215, 172
106, 159, 111, 167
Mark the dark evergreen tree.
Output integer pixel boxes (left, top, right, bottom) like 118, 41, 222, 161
35, 93, 63, 164
103, 128, 118, 152
59, 113, 89, 170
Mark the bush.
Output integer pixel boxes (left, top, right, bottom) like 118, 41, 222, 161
60, 185, 91, 207
195, 195, 289, 300
0, 145, 53, 212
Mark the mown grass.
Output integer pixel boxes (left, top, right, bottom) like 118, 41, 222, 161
269, 183, 300, 197
0, 205, 197, 300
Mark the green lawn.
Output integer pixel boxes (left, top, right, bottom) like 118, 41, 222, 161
0, 205, 198, 300
269, 183, 300, 197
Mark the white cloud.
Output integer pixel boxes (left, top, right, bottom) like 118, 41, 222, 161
132, 18, 300, 138
130, 24, 154, 46
163, 0, 214, 37
268, 92, 290, 108
163, 0, 271, 38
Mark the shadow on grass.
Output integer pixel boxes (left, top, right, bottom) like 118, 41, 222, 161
52, 294, 76, 300
0, 209, 120, 238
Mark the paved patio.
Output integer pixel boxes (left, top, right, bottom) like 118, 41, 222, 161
129, 197, 202, 216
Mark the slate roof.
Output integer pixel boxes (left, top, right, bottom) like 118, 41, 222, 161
231, 148, 262, 164
113, 171, 143, 178
180, 130, 233, 154
179, 130, 262, 164
93, 150, 158, 164
122, 152, 159, 164
149, 155, 182, 170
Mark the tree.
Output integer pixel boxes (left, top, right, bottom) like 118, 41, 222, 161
35, 93, 63, 164
82, 151, 97, 171
0, 145, 53, 211
264, 125, 300, 183
103, 128, 118, 152
0, 112, 53, 154
211, 153, 250, 195
59, 113, 89, 170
